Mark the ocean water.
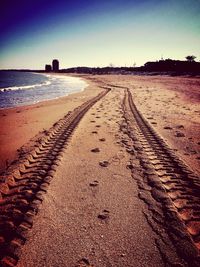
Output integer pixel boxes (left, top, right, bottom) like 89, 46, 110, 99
0, 71, 87, 109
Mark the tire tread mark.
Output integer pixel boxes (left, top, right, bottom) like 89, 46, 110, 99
122, 88, 200, 266
0, 88, 110, 266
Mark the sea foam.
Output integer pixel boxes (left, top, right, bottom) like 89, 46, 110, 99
0, 80, 51, 92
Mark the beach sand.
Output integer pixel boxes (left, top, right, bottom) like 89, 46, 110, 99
0, 75, 101, 172
1, 74, 199, 175
97, 74, 200, 175
1, 74, 200, 267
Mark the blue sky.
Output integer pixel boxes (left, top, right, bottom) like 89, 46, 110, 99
1, 0, 200, 69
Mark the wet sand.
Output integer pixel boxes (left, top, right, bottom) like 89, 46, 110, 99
0, 75, 100, 172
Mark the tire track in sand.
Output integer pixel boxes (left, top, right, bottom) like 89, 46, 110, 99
122, 88, 200, 267
0, 87, 110, 267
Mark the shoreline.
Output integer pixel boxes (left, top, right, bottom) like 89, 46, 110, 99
0, 85, 85, 111
0, 73, 87, 109
0, 74, 100, 172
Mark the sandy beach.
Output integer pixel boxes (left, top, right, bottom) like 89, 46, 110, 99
0, 75, 101, 172
0, 74, 200, 267
1, 75, 199, 174
100, 75, 200, 175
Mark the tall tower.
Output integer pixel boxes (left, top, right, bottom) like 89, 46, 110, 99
52, 59, 59, 72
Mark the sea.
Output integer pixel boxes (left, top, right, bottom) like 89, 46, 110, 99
0, 71, 87, 109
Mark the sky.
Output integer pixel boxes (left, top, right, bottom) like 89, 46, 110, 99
0, 0, 200, 69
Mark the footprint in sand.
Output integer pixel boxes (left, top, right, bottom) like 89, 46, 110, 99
164, 126, 172, 130
90, 120, 95, 123
176, 125, 184, 129
75, 258, 92, 267
186, 146, 197, 154
98, 209, 110, 220
99, 138, 106, 142
99, 161, 109, 167
175, 131, 185, 137
89, 180, 99, 187
91, 148, 100, 153
92, 131, 98, 134
96, 125, 101, 128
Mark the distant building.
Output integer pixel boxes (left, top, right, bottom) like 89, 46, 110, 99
45, 64, 52, 72
52, 59, 59, 72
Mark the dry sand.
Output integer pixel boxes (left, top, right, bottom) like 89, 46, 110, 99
1, 74, 200, 266
17, 87, 164, 267
97, 75, 200, 175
